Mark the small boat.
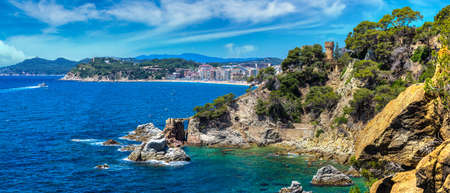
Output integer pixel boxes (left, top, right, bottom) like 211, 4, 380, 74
37, 83, 47, 87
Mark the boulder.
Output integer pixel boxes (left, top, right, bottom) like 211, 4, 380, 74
123, 123, 162, 142
278, 181, 310, 193
311, 165, 353, 186
163, 118, 187, 147
102, 139, 120, 146
128, 137, 190, 162
345, 166, 361, 178
95, 163, 110, 169
143, 138, 167, 152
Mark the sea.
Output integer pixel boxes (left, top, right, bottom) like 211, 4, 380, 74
0, 76, 367, 193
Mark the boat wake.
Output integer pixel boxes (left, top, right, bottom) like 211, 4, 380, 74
0, 85, 42, 93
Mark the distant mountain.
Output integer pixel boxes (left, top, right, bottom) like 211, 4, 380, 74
0, 57, 78, 75
136, 53, 281, 64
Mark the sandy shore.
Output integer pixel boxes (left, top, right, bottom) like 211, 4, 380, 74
61, 78, 251, 86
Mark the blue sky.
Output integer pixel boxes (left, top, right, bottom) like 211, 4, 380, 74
0, 0, 448, 66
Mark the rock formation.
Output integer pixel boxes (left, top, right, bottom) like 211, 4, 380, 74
355, 83, 445, 169
126, 124, 190, 162
187, 89, 284, 147
278, 181, 311, 193
102, 139, 120, 146
128, 136, 190, 162
95, 163, 110, 169
311, 165, 353, 186
163, 118, 187, 147
122, 123, 162, 142
345, 166, 361, 178
370, 140, 449, 193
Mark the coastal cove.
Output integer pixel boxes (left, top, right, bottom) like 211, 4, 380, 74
0, 76, 365, 192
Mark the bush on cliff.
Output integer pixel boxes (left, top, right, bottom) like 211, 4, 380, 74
281, 44, 326, 72
194, 93, 235, 120
305, 86, 340, 116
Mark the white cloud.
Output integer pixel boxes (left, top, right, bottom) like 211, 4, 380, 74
225, 43, 256, 57
0, 40, 26, 66
9, 0, 102, 26
166, 19, 320, 44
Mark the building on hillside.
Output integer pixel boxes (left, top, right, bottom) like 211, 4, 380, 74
198, 64, 213, 80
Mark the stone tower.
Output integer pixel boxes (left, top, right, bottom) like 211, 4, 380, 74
325, 41, 334, 60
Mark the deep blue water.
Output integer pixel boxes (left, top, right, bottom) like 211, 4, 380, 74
0, 76, 365, 193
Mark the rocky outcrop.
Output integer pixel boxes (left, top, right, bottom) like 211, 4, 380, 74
415, 140, 450, 193
102, 139, 120, 146
355, 83, 445, 169
370, 140, 450, 193
122, 123, 162, 142
95, 163, 110, 169
187, 89, 284, 147
345, 166, 361, 178
128, 136, 190, 162
311, 165, 353, 186
163, 118, 187, 147
278, 181, 311, 193
125, 122, 190, 163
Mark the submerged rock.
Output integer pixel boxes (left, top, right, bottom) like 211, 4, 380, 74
102, 139, 120, 146
128, 137, 190, 162
95, 163, 110, 169
311, 165, 353, 186
278, 181, 311, 193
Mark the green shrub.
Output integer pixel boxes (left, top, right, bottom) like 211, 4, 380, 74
334, 115, 348, 125
305, 86, 340, 115
194, 93, 235, 119
315, 128, 324, 138
255, 99, 268, 116
411, 46, 431, 63
418, 62, 436, 82
349, 186, 362, 193
348, 88, 375, 122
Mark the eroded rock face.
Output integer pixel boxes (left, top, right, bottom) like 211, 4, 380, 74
416, 140, 450, 193
370, 140, 450, 193
123, 123, 162, 142
163, 118, 186, 147
355, 84, 445, 169
278, 181, 311, 193
311, 165, 353, 186
128, 137, 190, 162
186, 89, 284, 147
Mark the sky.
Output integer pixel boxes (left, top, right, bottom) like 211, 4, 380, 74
0, 0, 448, 66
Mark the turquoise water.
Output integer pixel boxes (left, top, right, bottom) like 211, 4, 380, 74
0, 76, 366, 192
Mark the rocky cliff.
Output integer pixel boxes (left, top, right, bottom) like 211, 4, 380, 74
370, 140, 449, 193
355, 83, 445, 169
187, 88, 284, 147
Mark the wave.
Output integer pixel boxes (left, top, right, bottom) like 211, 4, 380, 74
71, 138, 104, 146
122, 157, 190, 167
0, 85, 42, 93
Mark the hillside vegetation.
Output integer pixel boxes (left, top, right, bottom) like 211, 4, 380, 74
188, 5, 449, 193
67, 57, 200, 80
0, 57, 77, 75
